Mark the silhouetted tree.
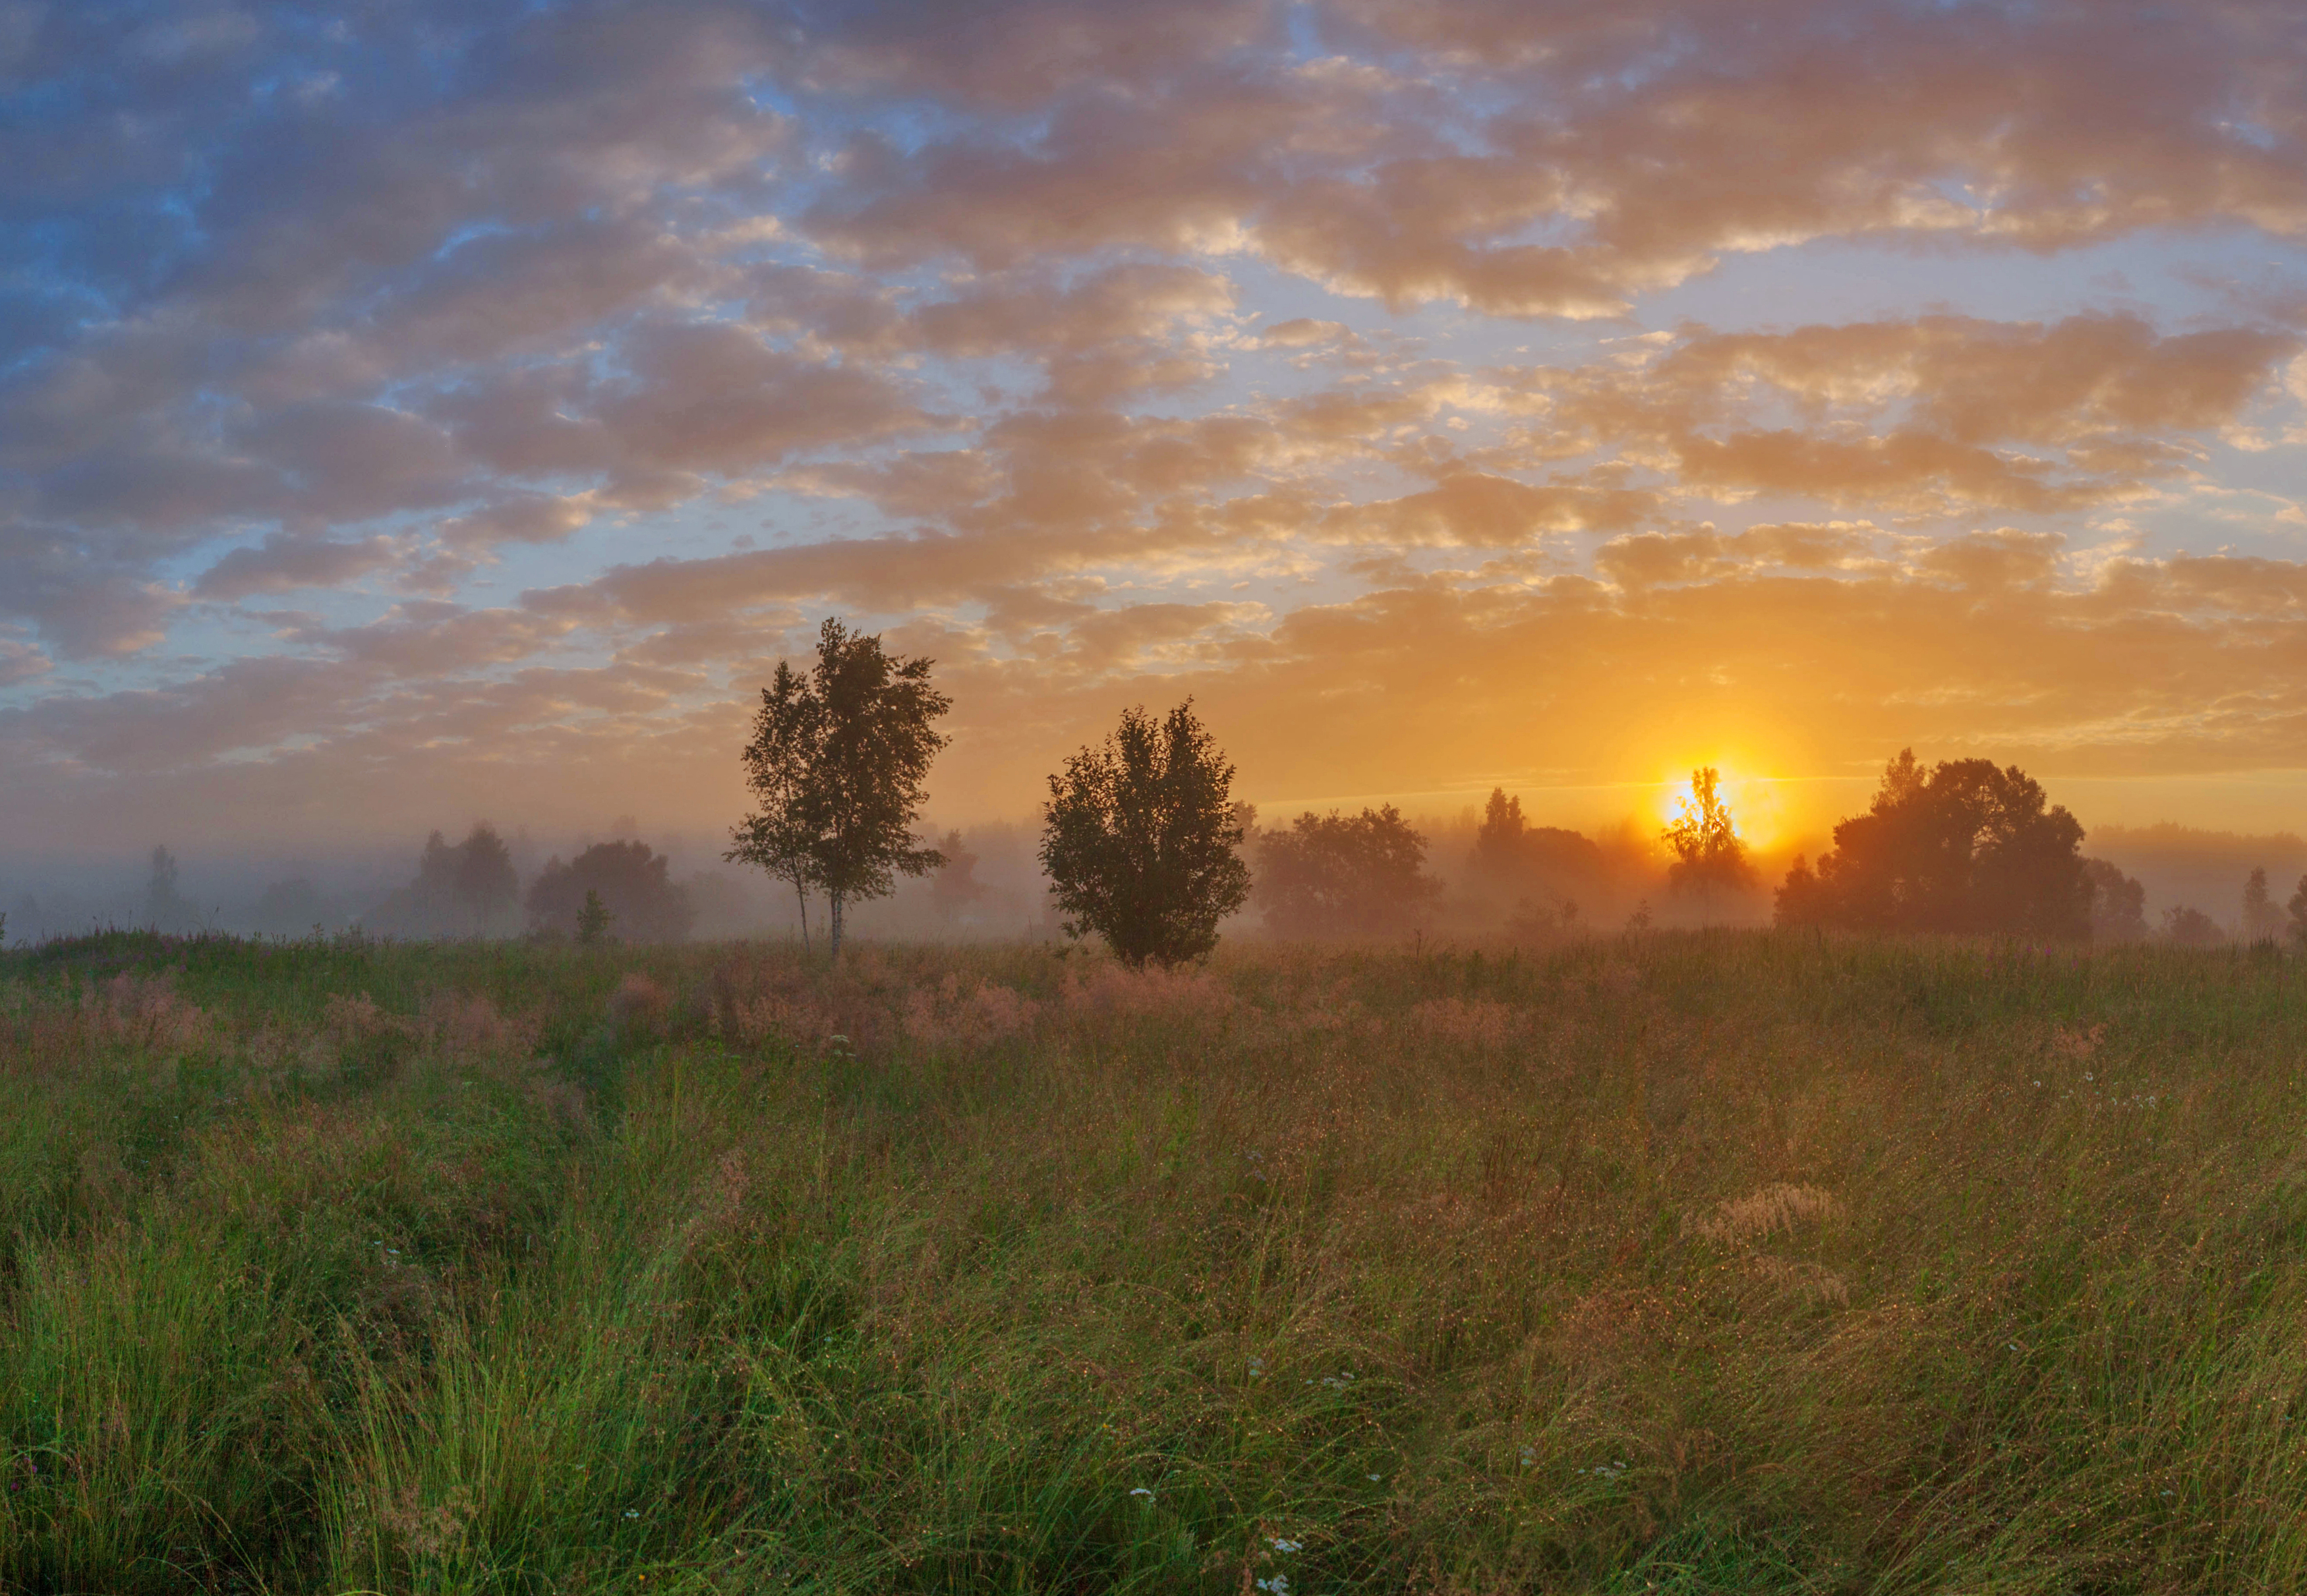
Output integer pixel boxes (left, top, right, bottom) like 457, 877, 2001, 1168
2242, 867, 2283, 944
2082, 858, 2148, 943
1475, 788, 1529, 863
451, 824, 516, 932
1041, 699, 1250, 967
368, 824, 523, 937
1662, 767, 1754, 911
730, 618, 952, 959
528, 840, 694, 943
2162, 904, 2225, 948
2287, 874, 2307, 947
930, 829, 988, 923
1254, 805, 1440, 938
1775, 750, 2088, 938
1470, 786, 1608, 912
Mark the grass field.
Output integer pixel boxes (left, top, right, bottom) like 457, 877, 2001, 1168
2, 928, 2305, 1594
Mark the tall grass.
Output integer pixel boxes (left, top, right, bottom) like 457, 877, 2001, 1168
1, 928, 2304, 1593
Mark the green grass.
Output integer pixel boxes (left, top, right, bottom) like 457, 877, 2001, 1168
2, 927, 2305, 1593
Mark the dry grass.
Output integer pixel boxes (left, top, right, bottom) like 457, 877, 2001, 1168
0, 927, 2304, 1593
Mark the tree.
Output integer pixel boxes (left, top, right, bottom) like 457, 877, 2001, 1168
528, 840, 695, 942
2082, 858, 2148, 942
728, 618, 952, 959
1471, 786, 1608, 916
1774, 750, 2088, 938
144, 845, 201, 931
2162, 904, 2226, 948
930, 828, 988, 923
575, 890, 613, 945
2291, 875, 2307, 948
453, 822, 518, 933
1475, 788, 1529, 863
1041, 699, 1250, 967
1254, 805, 1440, 938
1661, 767, 1754, 910
366, 824, 524, 937
2242, 866, 2283, 944
728, 656, 827, 948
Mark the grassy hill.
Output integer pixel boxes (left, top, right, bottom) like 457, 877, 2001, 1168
2, 929, 2304, 1593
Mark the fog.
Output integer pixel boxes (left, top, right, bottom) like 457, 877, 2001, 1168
4, 807, 2296, 951
2084, 825, 2307, 938
0, 805, 1720, 948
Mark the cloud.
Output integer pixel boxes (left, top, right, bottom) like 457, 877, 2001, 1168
0, 632, 50, 688
438, 495, 596, 550
193, 534, 403, 600
590, 320, 939, 474
805, 1, 2307, 315
5, 0, 2307, 846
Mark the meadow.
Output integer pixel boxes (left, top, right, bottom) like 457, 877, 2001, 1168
1, 928, 2304, 1595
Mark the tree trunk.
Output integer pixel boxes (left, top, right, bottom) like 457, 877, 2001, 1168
829, 891, 846, 961
790, 872, 811, 952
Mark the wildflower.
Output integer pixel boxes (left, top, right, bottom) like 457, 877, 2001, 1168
1130, 1487, 1154, 1501
1254, 1577, 1290, 1595
625, 1509, 639, 1519
1270, 1537, 1301, 1554
1368, 1473, 1382, 1481
1248, 1355, 1265, 1380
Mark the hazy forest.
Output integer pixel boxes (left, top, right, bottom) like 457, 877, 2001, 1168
7, 625, 2307, 1595
8, 787, 2303, 960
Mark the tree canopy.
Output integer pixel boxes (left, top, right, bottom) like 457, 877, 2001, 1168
527, 840, 695, 944
2163, 904, 2226, 948
143, 845, 202, 932
1776, 751, 2088, 938
1041, 699, 1250, 967
728, 618, 951, 957
930, 829, 988, 923
1471, 787, 1609, 915
2243, 867, 2284, 944
2082, 858, 2148, 942
1254, 805, 1440, 938
367, 823, 519, 937
1662, 767, 1755, 907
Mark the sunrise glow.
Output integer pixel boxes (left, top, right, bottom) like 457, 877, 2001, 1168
0, 0, 2302, 879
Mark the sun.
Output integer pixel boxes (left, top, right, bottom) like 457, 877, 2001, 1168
1655, 762, 1784, 851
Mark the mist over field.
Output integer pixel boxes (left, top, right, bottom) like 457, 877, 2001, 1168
8, 807, 2302, 950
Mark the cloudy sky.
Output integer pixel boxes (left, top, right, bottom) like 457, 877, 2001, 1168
6, 0, 2307, 856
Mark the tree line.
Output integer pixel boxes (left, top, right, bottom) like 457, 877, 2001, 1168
55, 619, 2298, 957
727, 618, 2307, 966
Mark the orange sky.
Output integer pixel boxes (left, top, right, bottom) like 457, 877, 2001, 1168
3, 0, 2305, 860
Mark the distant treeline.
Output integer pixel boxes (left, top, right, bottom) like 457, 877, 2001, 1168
8, 635, 2302, 954
9, 781, 2300, 952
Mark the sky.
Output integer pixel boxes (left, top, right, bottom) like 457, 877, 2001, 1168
5, 0, 2307, 863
